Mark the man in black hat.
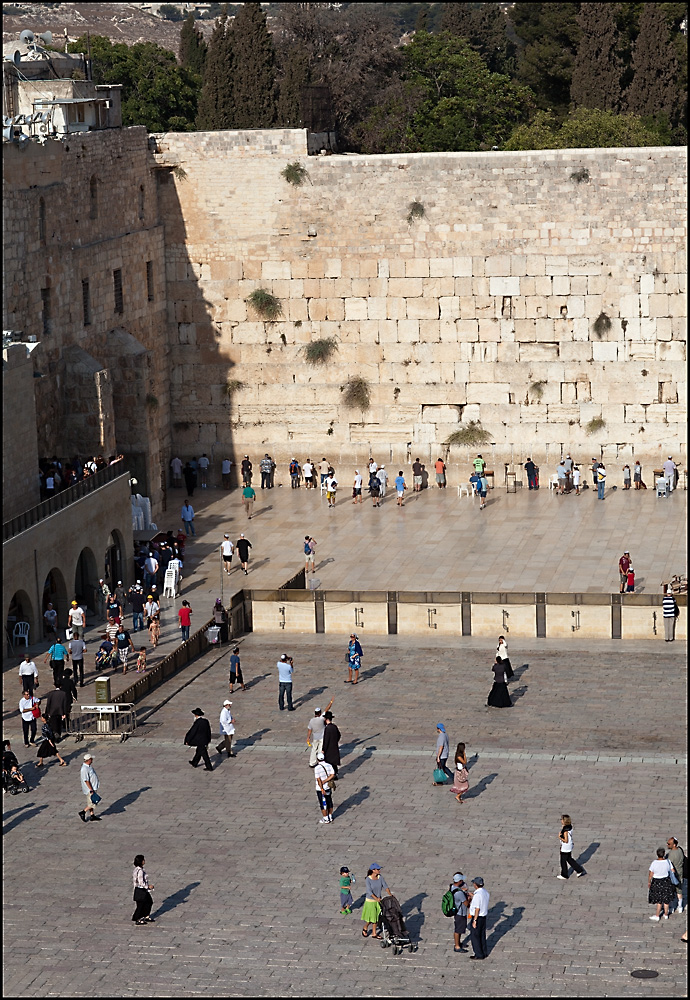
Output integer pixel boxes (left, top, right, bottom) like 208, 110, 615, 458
184, 708, 213, 771
322, 710, 341, 780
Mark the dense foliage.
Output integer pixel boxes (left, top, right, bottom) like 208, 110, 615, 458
76, 2, 688, 149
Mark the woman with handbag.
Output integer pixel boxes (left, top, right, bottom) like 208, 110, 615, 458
648, 847, 677, 920
132, 855, 155, 925
451, 742, 470, 804
35, 713, 67, 768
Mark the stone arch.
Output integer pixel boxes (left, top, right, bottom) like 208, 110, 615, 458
74, 546, 99, 612
6, 588, 35, 649
42, 566, 68, 638
105, 529, 126, 590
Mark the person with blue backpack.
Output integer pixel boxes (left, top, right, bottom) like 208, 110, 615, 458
304, 536, 316, 574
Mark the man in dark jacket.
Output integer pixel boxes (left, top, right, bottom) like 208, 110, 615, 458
184, 708, 213, 771
45, 683, 69, 739
322, 711, 341, 780
59, 668, 79, 734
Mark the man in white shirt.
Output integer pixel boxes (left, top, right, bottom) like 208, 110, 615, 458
277, 653, 295, 711
79, 753, 101, 822
352, 469, 363, 504
19, 690, 40, 746
220, 534, 234, 575
376, 465, 388, 498
181, 500, 196, 536
368, 457, 378, 475
468, 876, 490, 960
144, 553, 159, 589
216, 699, 236, 758
221, 458, 232, 490
43, 603, 58, 637
18, 654, 39, 696
325, 474, 338, 509
663, 456, 677, 492
68, 601, 86, 634
170, 456, 183, 488
314, 751, 335, 824
198, 453, 210, 488
302, 459, 314, 489
306, 698, 334, 767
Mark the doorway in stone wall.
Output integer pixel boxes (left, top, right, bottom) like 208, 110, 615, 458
42, 568, 68, 638
6, 588, 35, 652
105, 530, 125, 590
75, 547, 99, 612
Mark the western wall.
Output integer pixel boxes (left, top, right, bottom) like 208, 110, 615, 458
153, 130, 686, 484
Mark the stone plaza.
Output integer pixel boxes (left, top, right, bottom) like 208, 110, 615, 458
3, 481, 687, 997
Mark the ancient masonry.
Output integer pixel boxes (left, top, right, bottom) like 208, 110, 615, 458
4, 127, 686, 510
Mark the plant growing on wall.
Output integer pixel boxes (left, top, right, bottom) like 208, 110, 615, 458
172, 165, 187, 181
247, 288, 282, 321
570, 167, 590, 183
145, 393, 159, 409
529, 380, 547, 400
445, 420, 492, 447
407, 200, 425, 223
303, 337, 339, 366
592, 311, 612, 338
585, 416, 606, 434
225, 379, 246, 397
281, 161, 309, 186
342, 376, 371, 411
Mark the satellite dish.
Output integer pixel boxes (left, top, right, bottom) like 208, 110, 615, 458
19, 29, 35, 44
39, 31, 53, 46
14, 50, 22, 65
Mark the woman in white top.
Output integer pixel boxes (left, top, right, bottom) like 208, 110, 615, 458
648, 847, 676, 920
496, 636, 514, 680
557, 814, 585, 879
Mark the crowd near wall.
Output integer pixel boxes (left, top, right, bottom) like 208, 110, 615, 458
153, 131, 686, 482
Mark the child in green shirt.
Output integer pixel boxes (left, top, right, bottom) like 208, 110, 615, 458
339, 866, 355, 915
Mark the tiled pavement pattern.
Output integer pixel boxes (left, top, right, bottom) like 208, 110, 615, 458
3, 634, 686, 997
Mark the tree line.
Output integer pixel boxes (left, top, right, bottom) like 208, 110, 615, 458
69, 3, 687, 150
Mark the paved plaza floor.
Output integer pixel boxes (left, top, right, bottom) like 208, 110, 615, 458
3, 631, 687, 998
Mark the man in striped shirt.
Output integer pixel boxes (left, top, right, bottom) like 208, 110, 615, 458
662, 586, 678, 642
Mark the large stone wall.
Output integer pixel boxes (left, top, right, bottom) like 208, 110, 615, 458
3, 127, 169, 505
153, 130, 686, 480
3, 344, 40, 520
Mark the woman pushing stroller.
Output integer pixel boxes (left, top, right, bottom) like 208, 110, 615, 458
361, 862, 392, 939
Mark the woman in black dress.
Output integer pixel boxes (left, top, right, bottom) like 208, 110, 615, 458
132, 855, 155, 924
36, 714, 67, 767
487, 658, 512, 708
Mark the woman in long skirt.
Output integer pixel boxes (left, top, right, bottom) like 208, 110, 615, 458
496, 636, 514, 679
132, 855, 155, 925
361, 863, 392, 939
648, 848, 677, 920
36, 714, 67, 767
487, 658, 512, 708
450, 742, 470, 803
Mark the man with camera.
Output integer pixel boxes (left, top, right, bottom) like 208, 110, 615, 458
277, 653, 295, 711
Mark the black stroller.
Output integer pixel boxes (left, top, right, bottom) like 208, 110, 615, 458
3, 761, 30, 795
378, 895, 415, 955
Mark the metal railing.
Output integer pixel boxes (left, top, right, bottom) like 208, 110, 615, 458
3, 459, 128, 541
112, 617, 215, 706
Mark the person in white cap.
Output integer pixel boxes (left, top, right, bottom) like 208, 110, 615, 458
277, 653, 295, 711
376, 464, 388, 498
216, 700, 236, 758
306, 697, 334, 767
79, 753, 101, 822
314, 751, 335, 824
448, 873, 470, 952
220, 534, 234, 575
662, 455, 677, 493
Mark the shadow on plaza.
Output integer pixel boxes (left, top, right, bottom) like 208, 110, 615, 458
243, 672, 271, 692
576, 841, 601, 867
336, 784, 370, 817
512, 664, 529, 682
486, 902, 525, 951
236, 728, 271, 751
342, 747, 377, 777
463, 772, 498, 800
315, 557, 335, 572
402, 891, 428, 938
101, 785, 152, 816
509, 684, 528, 705
358, 662, 389, 683
151, 881, 201, 920
294, 685, 328, 709
2, 802, 49, 834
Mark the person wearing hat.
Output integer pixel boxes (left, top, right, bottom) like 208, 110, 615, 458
434, 723, 452, 785
241, 455, 252, 486
468, 877, 490, 959
362, 863, 392, 938
184, 708, 213, 771
376, 464, 388, 498
221, 534, 234, 575
277, 653, 295, 711
79, 752, 101, 822
307, 698, 334, 767
618, 551, 631, 593
314, 751, 335, 823
346, 634, 363, 684
67, 600, 86, 636
662, 455, 677, 493
339, 866, 355, 915
322, 710, 341, 780
216, 700, 236, 758
449, 873, 470, 952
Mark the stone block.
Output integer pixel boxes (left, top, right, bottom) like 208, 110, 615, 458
369, 277, 388, 297
303, 278, 321, 297
307, 260, 324, 278
525, 255, 546, 276
344, 297, 368, 321
525, 296, 547, 319
429, 257, 454, 277
648, 293, 669, 317
360, 260, 378, 278
454, 277, 473, 296
544, 256, 568, 275
560, 342, 593, 362
514, 320, 536, 342
439, 296, 460, 320
288, 299, 308, 322
388, 278, 423, 297
478, 319, 501, 342
359, 321, 379, 344
324, 259, 341, 278
378, 320, 398, 343
418, 320, 441, 344
489, 276, 520, 296
406, 258, 429, 278
332, 278, 353, 297
484, 255, 510, 276
387, 298, 407, 320
388, 258, 405, 277
261, 261, 291, 280
457, 320, 479, 342
497, 343, 519, 363
656, 340, 686, 361
341, 258, 360, 278
519, 342, 560, 363
422, 277, 442, 298
592, 341, 618, 361
325, 298, 345, 321
230, 322, 266, 345
639, 273, 655, 295
407, 298, 439, 320
439, 320, 458, 343
551, 275, 570, 296
453, 256, 473, 276
367, 297, 388, 320
472, 277, 490, 296
398, 320, 420, 343
308, 298, 327, 321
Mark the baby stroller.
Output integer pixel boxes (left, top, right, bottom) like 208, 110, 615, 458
3, 762, 30, 795
378, 895, 415, 955
95, 644, 118, 671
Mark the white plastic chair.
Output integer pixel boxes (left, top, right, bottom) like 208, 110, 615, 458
163, 568, 177, 599
548, 474, 559, 491
13, 621, 30, 647
457, 483, 474, 498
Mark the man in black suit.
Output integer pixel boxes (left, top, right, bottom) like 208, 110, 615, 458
184, 708, 213, 771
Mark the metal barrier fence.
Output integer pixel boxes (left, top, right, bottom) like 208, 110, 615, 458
71, 703, 136, 742
112, 618, 215, 705
3, 459, 128, 541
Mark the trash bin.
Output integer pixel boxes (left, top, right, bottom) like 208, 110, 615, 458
206, 626, 220, 644
308, 577, 321, 591
506, 472, 517, 493
94, 676, 111, 704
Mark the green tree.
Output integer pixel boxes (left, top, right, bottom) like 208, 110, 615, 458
196, 14, 234, 129
571, 3, 623, 111
511, 2, 581, 116
276, 46, 310, 127
625, 2, 680, 120
504, 105, 667, 148
68, 35, 198, 131
414, 3, 432, 33
179, 12, 208, 76
444, 2, 515, 75
231, 2, 277, 128
355, 31, 534, 153
159, 3, 184, 20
